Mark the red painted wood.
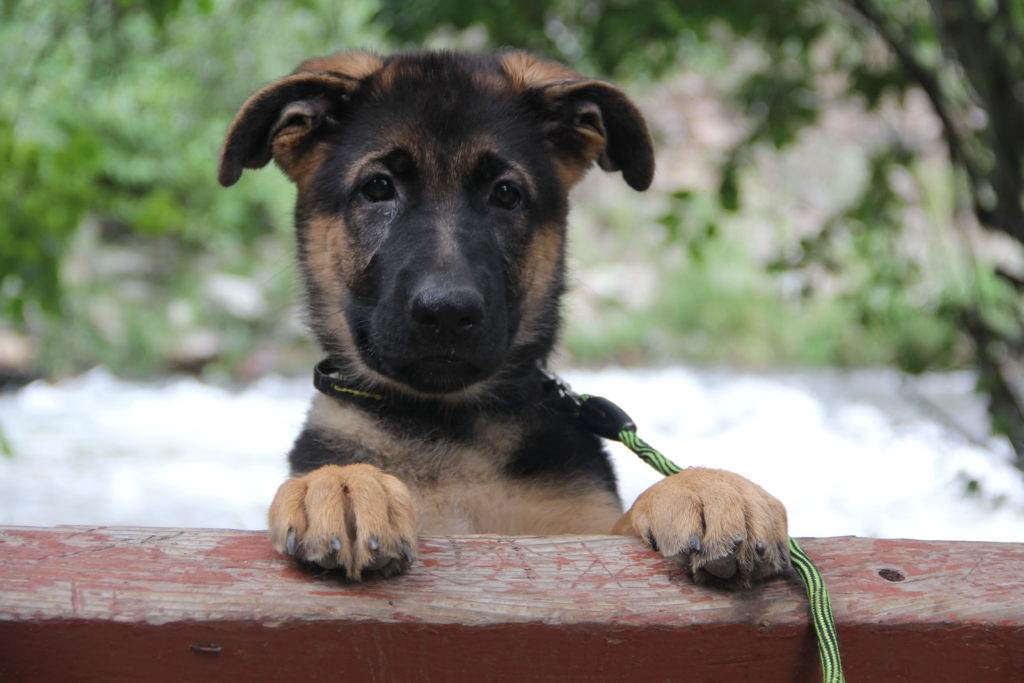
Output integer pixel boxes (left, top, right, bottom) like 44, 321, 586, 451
0, 526, 1022, 681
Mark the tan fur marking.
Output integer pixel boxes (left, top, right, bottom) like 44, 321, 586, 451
276, 138, 329, 187
499, 51, 581, 91
301, 214, 372, 380
293, 51, 383, 78
554, 157, 588, 189
304, 213, 361, 294
417, 480, 622, 535
552, 145, 601, 189
510, 221, 562, 352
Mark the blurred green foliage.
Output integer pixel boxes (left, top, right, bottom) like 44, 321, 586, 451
1, 0, 382, 375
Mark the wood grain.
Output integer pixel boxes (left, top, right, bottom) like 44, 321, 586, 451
1, 526, 1022, 681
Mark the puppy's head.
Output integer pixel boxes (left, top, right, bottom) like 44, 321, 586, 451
220, 50, 653, 398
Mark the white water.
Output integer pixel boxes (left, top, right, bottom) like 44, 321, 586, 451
1, 366, 1021, 542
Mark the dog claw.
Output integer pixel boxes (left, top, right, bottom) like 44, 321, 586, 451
645, 530, 659, 553
330, 537, 342, 552
401, 541, 414, 564
665, 535, 704, 565
286, 529, 297, 556
689, 535, 702, 553
755, 540, 767, 555
369, 534, 380, 552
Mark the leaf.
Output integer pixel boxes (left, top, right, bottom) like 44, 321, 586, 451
719, 165, 740, 212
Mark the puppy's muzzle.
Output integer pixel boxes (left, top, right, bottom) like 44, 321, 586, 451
369, 263, 508, 394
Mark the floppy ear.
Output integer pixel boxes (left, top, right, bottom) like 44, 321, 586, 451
500, 52, 655, 191
218, 52, 383, 187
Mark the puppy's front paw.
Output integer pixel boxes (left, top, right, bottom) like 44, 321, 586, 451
614, 468, 789, 588
268, 463, 418, 579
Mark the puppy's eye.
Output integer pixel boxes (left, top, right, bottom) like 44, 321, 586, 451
362, 175, 396, 202
489, 181, 521, 210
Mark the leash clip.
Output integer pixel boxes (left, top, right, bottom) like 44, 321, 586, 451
537, 366, 636, 441
577, 395, 637, 441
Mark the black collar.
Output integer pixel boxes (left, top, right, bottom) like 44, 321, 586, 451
313, 359, 387, 408
311, 358, 634, 440
312, 358, 560, 418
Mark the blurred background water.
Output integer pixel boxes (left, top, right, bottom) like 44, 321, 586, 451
2, 366, 1021, 541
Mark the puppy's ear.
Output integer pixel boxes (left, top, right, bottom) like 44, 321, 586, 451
501, 52, 654, 191
218, 52, 383, 187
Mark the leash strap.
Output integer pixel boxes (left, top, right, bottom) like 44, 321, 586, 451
789, 537, 843, 682
545, 374, 845, 682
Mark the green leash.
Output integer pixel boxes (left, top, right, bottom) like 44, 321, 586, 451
544, 374, 845, 683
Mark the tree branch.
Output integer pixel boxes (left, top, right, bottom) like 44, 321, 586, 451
846, 0, 988, 219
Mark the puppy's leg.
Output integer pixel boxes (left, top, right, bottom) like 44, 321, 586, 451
614, 468, 790, 588
268, 463, 418, 579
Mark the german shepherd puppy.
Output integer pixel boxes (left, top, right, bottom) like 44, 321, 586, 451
219, 50, 789, 587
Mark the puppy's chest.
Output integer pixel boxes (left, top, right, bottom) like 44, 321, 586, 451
390, 441, 622, 537
305, 395, 622, 535
409, 455, 621, 536
357, 419, 570, 535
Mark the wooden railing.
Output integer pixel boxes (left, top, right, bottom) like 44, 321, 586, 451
1, 526, 1022, 681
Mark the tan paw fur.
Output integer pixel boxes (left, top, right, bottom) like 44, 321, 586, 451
613, 467, 790, 588
268, 463, 418, 579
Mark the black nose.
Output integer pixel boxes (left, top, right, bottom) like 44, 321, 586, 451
410, 285, 484, 340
